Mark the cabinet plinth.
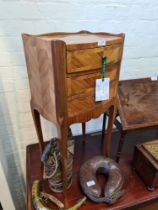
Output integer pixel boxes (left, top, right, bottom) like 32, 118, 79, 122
22, 31, 125, 199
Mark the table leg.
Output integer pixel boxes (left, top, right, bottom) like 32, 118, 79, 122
116, 131, 127, 162
58, 123, 69, 206
105, 106, 115, 157
30, 102, 44, 155
82, 122, 86, 142
101, 113, 107, 149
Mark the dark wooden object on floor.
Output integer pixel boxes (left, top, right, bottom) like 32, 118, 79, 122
133, 139, 158, 191
22, 31, 125, 197
27, 131, 158, 210
115, 78, 158, 161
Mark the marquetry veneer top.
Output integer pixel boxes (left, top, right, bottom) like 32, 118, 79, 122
118, 78, 158, 131
27, 32, 123, 50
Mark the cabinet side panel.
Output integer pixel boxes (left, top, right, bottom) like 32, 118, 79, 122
22, 34, 57, 123
51, 41, 68, 124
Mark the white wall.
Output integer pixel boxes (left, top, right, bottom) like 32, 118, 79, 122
0, 161, 15, 210
0, 0, 158, 209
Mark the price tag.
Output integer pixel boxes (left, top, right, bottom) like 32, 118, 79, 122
98, 38, 106, 46
87, 180, 95, 187
95, 78, 110, 102
151, 76, 157, 81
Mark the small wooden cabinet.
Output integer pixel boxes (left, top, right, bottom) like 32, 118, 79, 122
133, 140, 158, 191
22, 31, 125, 196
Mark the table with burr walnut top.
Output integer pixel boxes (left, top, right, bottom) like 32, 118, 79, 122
22, 31, 125, 201
115, 78, 158, 161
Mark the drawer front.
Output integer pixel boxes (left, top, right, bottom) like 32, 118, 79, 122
67, 93, 114, 121
67, 67, 118, 98
67, 45, 122, 73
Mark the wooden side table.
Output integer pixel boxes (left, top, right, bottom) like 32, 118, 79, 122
22, 31, 125, 197
115, 78, 158, 161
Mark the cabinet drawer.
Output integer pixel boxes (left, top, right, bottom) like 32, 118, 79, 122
67, 45, 122, 73
67, 67, 118, 97
67, 90, 116, 121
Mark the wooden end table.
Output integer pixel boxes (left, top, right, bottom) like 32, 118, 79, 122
115, 78, 158, 161
22, 31, 125, 197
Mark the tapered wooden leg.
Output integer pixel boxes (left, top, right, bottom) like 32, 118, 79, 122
105, 106, 115, 157
116, 131, 127, 162
101, 113, 107, 149
58, 124, 69, 205
30, 102, 44, 155
82, 122, 86, 141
